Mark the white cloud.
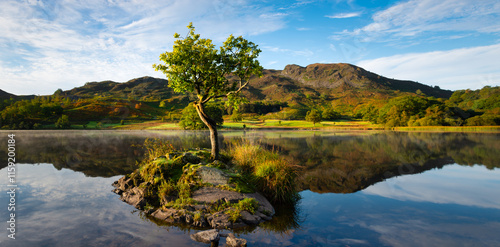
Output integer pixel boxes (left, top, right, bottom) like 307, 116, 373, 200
325, 12, 361, 19
336, 0, 500, 41
357, 43, 500, 90
0, 0, 287, 95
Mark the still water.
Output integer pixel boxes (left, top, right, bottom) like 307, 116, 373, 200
0, 130, 499, 246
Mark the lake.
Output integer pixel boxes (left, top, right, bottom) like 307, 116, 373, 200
0, 130, 499, 246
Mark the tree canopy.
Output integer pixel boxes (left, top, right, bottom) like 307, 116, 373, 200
153, 23, 263, 159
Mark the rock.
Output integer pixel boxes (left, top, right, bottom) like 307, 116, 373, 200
113, 176, 134, 191
194, 204, 208, 211
209, 212, 232, 229
121, 187, 147, 209
226, 233, 247, 247
247, 192, 275, 216
185, 214, 193, 224
240, 210, 261, 225
151, 208, 176, 222
182, 152, 201, 164
255, 211, 272, 221
190, 229, 220, 244
196, 166, 230, 186
192, 187, 244, 204
112, 188, 123, 195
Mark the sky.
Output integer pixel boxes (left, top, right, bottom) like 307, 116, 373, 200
1, 0, 499, 95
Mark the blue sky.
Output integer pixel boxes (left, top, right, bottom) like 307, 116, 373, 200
1, 0, 499, 95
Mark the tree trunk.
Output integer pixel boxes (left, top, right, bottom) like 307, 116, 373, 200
194, 102, 219, 160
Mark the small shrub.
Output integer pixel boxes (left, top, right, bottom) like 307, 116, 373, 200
237, 198, 259, 214
227, 208, 241, 222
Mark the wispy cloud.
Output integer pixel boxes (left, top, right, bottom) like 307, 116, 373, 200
0, 0, 288, 95
325, 12, 361, 19
357, 43, 500, 90
334, 0, 500, 42
263, 46, 314, 57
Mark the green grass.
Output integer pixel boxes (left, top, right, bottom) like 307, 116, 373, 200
228, 140, 300, 203
222, 119, 378, 129
147, 122, 181, 129
393, 126, 500, 132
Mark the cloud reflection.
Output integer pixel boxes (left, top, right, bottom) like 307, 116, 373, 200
363, 165, 500, 209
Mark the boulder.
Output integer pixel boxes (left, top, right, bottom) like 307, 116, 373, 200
240, 210, 261, 225
192, 187, 243, 204
182, 152, 201, 164
226, 233, 247, 247
190, 229, 220, 244
196, 166, 230, 186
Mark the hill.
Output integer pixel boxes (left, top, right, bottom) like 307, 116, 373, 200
0, 89, 16, 99
62, 63, 453, 101
64, 76, 177, 101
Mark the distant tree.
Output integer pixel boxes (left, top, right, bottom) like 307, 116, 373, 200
153, 23, 262, 160
322, 107, 341, 120
231, 110, 243, 122
306, 109, 322, 126
55, 115, 70, 129
179, 103, 224, 130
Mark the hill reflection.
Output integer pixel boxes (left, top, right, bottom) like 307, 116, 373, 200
1, 130, 498, 194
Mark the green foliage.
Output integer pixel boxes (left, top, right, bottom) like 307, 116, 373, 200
224, 198, 259, 223
153, 23, 262, 102
55, 115, 71, 129
179, 103, 224, 130
465, 114, 500, 126
305, 109, 322, 126
322, 107, 341, 120
230, 110, 243, 122
237, 198, 259, 214
153, 23, 263, 159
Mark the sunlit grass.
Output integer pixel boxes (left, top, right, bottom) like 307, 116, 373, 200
223, 119, 378, 129
228, 140, 300, 203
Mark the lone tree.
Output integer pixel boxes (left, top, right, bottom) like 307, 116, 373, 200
153, 23, 262, 160
306, 109, 322, 126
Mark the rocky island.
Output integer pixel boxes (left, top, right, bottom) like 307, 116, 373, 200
112, 147, 276, 229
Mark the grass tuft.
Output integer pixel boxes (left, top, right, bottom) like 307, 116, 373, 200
228, 140, 300, 204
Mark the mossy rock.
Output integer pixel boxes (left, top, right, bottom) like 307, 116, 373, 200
112, 150, 275, 229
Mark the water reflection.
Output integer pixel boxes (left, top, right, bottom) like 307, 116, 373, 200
0, 164, 204, 246
0, 130, 499, 246
2, 131, 498, 192
245, 132, 500, 193
363, 165, 500, 209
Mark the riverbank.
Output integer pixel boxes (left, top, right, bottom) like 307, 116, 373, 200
111, 119, 500, 132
